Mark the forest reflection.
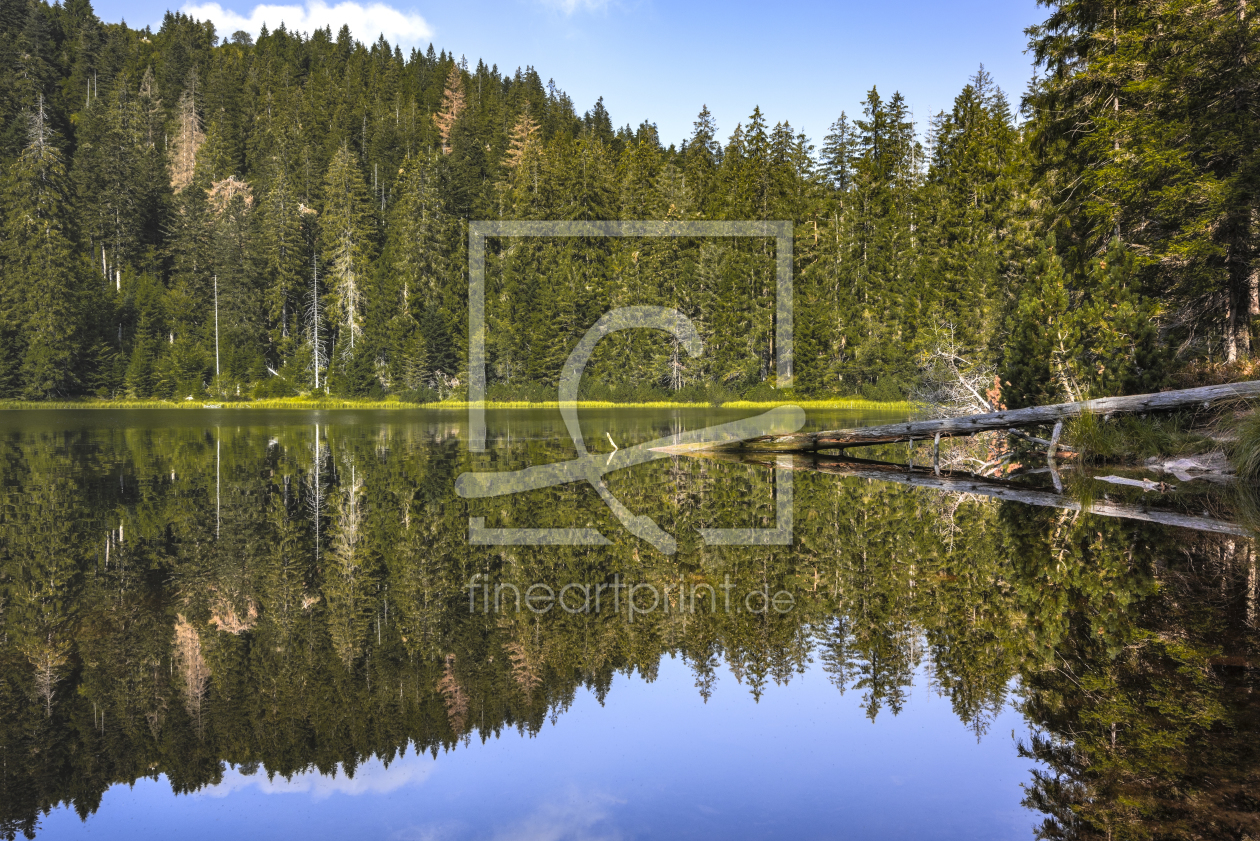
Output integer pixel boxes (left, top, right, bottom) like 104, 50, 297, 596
0, 410, 1257, 840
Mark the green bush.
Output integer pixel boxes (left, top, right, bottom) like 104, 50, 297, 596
252, 376, 299, 398
859, 375, 906, 403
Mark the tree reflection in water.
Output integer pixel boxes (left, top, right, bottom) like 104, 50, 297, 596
0, 410, 1256, 840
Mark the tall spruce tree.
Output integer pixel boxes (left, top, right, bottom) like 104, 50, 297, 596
1, 97, 83, 396
1027, 0, 1260, 362
318, 143, 375, 389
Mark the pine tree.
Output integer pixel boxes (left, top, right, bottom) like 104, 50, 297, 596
921, 67, 1027, 351
1003, 236, 1071, 408
383, 150, 447, 390
1, 97, 83, 396
1027, 0, 1260, 361
820, 113, 856, 192
1073, 240, 1165, 398
73, 78, 146, 279
1004, 237, 1163, 407
318, 144, 375, 359
206, 175, 262, 390
258, 155, 307, 363
683, 105, 720, 214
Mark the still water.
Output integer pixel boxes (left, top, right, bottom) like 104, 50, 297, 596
1, 408, 1257, 840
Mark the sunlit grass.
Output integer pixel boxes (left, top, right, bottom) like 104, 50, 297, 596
0, 397, 914, 412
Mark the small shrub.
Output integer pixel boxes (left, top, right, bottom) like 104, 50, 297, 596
253, 376, 299, 398
859, 375, 906, 403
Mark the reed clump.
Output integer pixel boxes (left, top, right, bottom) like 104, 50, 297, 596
1065, 410, 1218, 463
1230, 411, 1260, 485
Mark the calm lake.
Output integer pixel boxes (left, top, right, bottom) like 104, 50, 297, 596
1, 407, 1256, 840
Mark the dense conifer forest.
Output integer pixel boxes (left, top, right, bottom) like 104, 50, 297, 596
0, 0, 1256, 403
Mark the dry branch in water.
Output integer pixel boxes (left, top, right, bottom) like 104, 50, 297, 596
660, 381, 1260, 455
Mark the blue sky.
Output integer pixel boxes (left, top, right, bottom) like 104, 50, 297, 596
94, 0, 1045, 147
41, 658, 1036, 840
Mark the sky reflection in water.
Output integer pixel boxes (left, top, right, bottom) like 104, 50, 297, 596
5, 407, 1254, 841
43, 656, 1032, 841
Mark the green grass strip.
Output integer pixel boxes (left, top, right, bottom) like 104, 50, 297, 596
0, 397, 913, 412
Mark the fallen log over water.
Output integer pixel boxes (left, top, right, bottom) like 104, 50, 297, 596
657, 380, 1260, 454
717, 452, 1252, 537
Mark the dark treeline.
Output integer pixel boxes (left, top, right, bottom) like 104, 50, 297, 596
0, 0, 1255, 402
0, 417, 1257, 838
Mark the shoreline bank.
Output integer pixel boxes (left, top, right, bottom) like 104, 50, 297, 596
0, 398, 915, 412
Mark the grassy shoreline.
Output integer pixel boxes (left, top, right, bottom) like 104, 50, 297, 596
0, 397, 914, 412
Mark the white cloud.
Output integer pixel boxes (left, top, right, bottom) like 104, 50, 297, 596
537, 0, 609, 12
490, 788, 624, 841
180, 0, 433, 47
197, 753, 437, 800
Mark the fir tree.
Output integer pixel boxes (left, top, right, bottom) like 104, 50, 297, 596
1, 97, 83, 396
318, 144, 375, 356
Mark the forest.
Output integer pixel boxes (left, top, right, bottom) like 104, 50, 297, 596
0, 0, 1255, 404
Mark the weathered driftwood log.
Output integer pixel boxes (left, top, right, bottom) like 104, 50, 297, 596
658, 380, 1260, 454
725, 452, 1251, 537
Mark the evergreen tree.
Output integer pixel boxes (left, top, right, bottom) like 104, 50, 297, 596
820, 113, 856, 192
1027, 0, 1260, 361
318, 143, 375, 372
1, 97, 83, 396
1003, 236, 1071, 408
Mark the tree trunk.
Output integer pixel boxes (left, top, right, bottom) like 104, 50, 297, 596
657, 380, 1260, 454
727, 452, 1250, 537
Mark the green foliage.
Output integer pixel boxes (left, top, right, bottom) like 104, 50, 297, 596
1, 98, 84, 397
318, 144, 376, 354
0, 0, 1251, 406
1230, 410, 1260, 486
1004, 238, 1166, 408
1026, 0, 1260, 363
0, 12, 1051, 402
858, 374, 907, 403
1003, 236, 1070, 408
1072, 241, 1167, 398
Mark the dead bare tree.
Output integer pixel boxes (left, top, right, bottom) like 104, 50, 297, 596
169, 74, 204, 191
432, 66, 465, 154
908, 323, 1074, 474
910, 324, 1012, 474
173, 615, 209, 735
910, 323, 996, 418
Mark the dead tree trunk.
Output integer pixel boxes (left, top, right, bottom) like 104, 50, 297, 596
728, 452, 1251, 537
663, 380, 1260, 454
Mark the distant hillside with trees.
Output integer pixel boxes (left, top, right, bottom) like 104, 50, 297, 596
0, 0, 1255, 403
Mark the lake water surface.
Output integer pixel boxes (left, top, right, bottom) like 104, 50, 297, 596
2, 408, 1257, 840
